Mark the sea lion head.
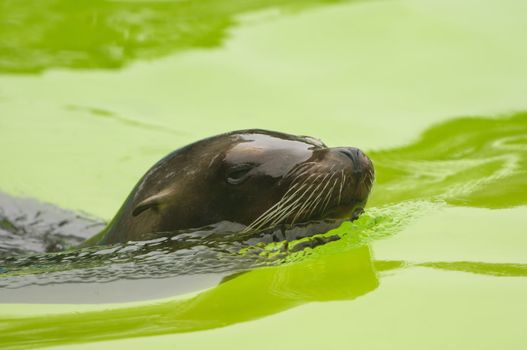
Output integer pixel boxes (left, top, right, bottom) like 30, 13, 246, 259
99, 129, 374, 244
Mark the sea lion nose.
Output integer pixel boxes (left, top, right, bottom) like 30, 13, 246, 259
337, 147, 366, 180
338, 147, 362, 168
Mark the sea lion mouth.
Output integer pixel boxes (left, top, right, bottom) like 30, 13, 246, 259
321, 202, 365, 222
350, 207, 365, 221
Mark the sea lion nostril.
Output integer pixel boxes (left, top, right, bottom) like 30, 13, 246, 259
338, 148, 354, 161
338, 148, 363, 175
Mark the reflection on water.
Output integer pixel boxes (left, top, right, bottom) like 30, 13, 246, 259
65, 105, 188, 135
1, 245, 526, 348
415, 261, 527, 277
370, 112, 527, 208
0, 0, 355, 74
1, 113, 527, 347
1, 246, 378, 348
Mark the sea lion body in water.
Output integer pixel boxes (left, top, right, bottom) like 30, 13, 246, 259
88, 130, 374, 245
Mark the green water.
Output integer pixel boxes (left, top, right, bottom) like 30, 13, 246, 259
1, 0, 526, 349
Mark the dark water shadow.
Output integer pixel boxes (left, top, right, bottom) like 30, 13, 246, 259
0, 192, 104, 257
0, 0, 359, 74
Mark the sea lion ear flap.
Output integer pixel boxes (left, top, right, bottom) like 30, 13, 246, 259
132, 189, 174, 217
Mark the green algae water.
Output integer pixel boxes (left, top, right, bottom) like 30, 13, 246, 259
1, 0, 527, 349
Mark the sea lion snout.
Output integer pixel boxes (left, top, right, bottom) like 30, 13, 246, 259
334, 147, 373, 181
337, 147, 364, 174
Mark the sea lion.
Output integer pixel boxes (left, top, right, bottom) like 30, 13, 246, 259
87, 129, 374, 245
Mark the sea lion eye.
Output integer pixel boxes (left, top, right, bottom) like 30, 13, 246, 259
226, 163, 255, 185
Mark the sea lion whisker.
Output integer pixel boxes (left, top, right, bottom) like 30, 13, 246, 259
291, 172, 330, 224
244, 177, 316, 231
271, 177, 322, 227
254, 190, 310, 229
321, 176, 339, 215
284, 178, 322, 227
303, 187, 326, 220
313, 174, 338, 218
260, 177, 322, 228
338, 170, 345, 206
280, 182, 301, 200
297, 172, 333, 222
287, 162, 317, 177
285, 170, 313, 195
281, 163, 316, 185
248, 188, 311, 231
255, 172, 318, 218
245, 166, 314, 229
275, 173, 320, 209
289, 171, 320, 190
306, 170, 338, 218
268, 199, 308, 228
